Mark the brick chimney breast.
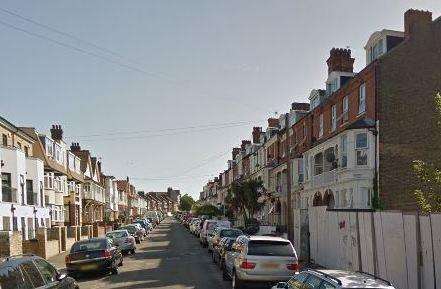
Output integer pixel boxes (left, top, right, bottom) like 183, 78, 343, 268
232, 147, 241, 159
404, 9, 432, 39
50, 124, 63, 141
252, 127, 262, 143
326, 48, 355, 74
268, 118, 279, 128
70, 142, 81, 152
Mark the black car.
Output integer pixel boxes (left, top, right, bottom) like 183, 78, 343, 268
65, 237, 123, 277
0, 254, 78, 289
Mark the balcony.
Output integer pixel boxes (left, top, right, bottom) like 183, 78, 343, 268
311, 169, 338, 189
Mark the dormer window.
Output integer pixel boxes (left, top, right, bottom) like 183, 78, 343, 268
326, 77, 339, 95
365, 30, 404, 65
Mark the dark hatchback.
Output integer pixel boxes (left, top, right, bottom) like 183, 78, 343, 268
0, 254, 78, 289
65, 237, 123, 277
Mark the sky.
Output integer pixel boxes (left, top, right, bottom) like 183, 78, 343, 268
1, 1, 440, 200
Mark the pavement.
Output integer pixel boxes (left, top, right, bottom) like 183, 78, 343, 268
51, 218, 233, 289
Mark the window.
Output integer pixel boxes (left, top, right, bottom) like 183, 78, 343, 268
304, 274, 324, 287
33, 259, 58, 284
360, 187, 372, 208
298, 160, 304, 183
304, 157, 309, 180
342, 95, 349, 122
45, 139, 54, 157
39, 181, 44, 206
358, 83, 366, 114
314, 153, 323, 175
26, 180, 36, 205
247, 240, 295, 257
0, 263, 33, 289
1, 173, 13, 202
318, 281, 337, 289
1, 134, 7, 147
331, 105, 337, 131
20, 261, 45, 288
340, 135, 347, 168
2, 217, 10, 231
319, 114, 323, 138
16, 142, 21, 149
24, 146, 29, 157
356, 133, 368, 166
20, 175, 25, 205
303, 123, 307, 140
287, 273, 309, 288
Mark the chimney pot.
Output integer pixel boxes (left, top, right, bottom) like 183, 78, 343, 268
252, 127, 262, 143
50, 124, 63, 141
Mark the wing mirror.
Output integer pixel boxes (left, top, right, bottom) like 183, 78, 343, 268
57, 272, 67, 281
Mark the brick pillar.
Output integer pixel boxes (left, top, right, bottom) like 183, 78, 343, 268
0, 231, 23, 257
36, 228, 48, 258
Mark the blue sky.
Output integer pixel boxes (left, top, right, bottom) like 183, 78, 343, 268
1, 1, 440, 199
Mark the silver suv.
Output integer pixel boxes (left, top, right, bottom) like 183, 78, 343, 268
272, 269, 396, 289
223, 235, 298, 289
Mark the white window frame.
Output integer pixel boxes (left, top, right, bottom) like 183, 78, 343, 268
358, 83, 366, 114
319, 114, 323, 138
331, 105, 337, 131
342, 96, 349, 123
355, 133, 368, 166
341, 134, 348, 168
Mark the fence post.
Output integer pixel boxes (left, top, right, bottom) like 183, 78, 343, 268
355, 212, 362, 271
416, 211, 422, 289
371, 211, 378, 276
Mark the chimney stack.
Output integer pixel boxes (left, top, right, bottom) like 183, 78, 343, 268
404, 9, 432, 39
268, 118, 279, 129
252, 127, 262, 143
70, 142, 81, 152
291, 102, 310, 111
326, 48, 354, 74
50, 124, 63, 141
241, 140, 251, 151
232, 147, 241, 159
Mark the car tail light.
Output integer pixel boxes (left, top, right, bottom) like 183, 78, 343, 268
240, 260, 256, 269
100, 249, 112, 259
65, 255, 71, 264
287, 263, 299, 271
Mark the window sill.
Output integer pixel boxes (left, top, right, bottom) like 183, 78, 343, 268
357, 111, 366, 118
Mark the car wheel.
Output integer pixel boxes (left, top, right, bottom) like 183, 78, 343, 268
131, 249, 136, 255
119, 258, 123, 266
136, 239, 140, 244
111, 266, 118, 275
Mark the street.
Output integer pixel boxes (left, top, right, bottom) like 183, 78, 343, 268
75, 218, 230, 289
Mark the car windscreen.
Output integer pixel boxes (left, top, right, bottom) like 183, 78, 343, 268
71, 240, 107, 252
107, 231, 128, 238
220, 229, 242, 238
247, 240, 295, 257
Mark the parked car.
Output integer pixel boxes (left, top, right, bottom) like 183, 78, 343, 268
211, 228, 243, 263
134, 219, 151, 233
65, 237, 123, 277
0, 254, 78, 289
272, 269, 396, 289
131, 223, 147, 237
200, 219, 231, 247
211, 227, 243, 256
223, 236, 298, 289
120, 224, 143, 244
213, 237, 235, 269
106, 229, 136, 254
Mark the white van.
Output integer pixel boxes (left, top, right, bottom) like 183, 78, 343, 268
199, 219, 231, 247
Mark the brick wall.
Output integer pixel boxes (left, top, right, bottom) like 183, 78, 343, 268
378, 17, 441, 209
0, 231, 23, 257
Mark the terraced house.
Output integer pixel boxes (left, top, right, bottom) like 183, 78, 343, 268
70, 143, 105, 225
200, 9, 441, 231
0, 117, 50, 240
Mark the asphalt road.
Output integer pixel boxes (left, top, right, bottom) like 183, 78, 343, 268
75, 218, 231, 289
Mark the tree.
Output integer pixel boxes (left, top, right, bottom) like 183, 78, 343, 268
192, 202, 221, 217
225, 179, 264, 225
179, 194, 195, 211
411, 93, 441, 213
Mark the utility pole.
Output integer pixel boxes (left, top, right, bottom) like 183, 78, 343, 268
285, 113, 293, 242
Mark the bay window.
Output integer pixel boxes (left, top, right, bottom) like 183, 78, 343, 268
355, 133, 368, 166
331, 105, 337, 131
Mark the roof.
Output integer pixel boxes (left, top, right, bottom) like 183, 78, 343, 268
248, 235, 290, 242
309, 270, 393, 288
116, 180, 128, 191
